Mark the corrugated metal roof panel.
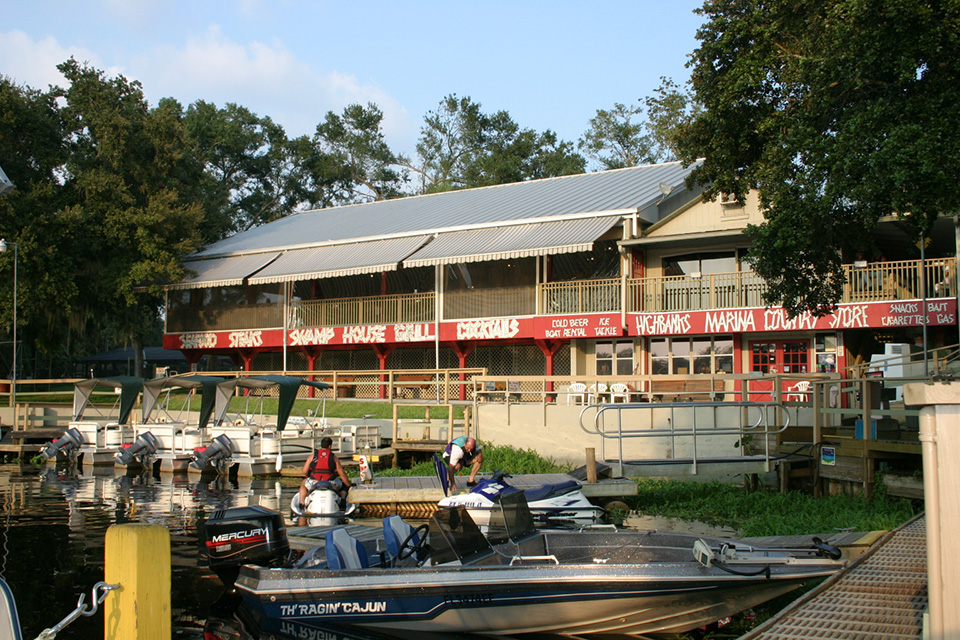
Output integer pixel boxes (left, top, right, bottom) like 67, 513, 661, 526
190, 161, 700, 259
247, 235, 432, 285
170, 252, 281, 290
403, 215, 622, 267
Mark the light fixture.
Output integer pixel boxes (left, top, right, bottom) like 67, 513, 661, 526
0, 239, 16, 409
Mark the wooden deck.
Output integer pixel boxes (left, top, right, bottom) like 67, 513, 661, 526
341, 472, 637, 518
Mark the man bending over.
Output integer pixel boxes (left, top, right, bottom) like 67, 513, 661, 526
443, 436, 483, 490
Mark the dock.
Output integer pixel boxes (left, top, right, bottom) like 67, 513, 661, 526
343, 472, 637, 518
739, 514, 927, 639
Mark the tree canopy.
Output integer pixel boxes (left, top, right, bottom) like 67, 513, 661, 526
678, 0, 960, 316
414, 94, 584, 192
579, 78, 699, 170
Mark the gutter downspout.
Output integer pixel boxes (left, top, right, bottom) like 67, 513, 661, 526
435, 265, 441, 403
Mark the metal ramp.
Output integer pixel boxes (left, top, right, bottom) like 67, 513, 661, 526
615, 454, 789, 478
580, 400, 793, 478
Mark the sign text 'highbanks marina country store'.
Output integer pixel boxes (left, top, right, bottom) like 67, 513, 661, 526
165, 299, 956, 351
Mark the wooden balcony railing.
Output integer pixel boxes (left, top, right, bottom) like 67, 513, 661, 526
290, 292, 435, 328
166, 258, 956, 333
540, 278, 621, 314
627, 271, 768, 313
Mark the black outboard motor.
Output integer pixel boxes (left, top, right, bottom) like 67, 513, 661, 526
40, 428, 85, 460
115, 432, 160, 466
202, 505, 289, 587
190, 434, 235, 472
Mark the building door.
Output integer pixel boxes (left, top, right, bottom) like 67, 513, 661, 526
748, 339, 810, 400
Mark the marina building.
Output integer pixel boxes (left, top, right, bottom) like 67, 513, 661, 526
162, 161, 958, 397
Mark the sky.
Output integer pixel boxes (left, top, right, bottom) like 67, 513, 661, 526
2, 0, 707, 161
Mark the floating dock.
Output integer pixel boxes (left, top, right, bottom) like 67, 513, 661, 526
341, 472, 637, 518
739, 514, 927, 639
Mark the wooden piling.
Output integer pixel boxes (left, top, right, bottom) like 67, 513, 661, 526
585, 448, 597, 484
103, 523, 170, 640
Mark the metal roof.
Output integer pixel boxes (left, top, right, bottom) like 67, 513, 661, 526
403, 215, 622, 268
247, 235, 433, 285
190, 161, 700, 259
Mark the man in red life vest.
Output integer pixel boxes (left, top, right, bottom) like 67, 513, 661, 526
299, 436, 352, 508
443, 436, 483, 490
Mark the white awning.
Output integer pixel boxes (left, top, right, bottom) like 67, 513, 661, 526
402, 215, 622, 268
169, 252, 281, 290
247, 235, 432, 285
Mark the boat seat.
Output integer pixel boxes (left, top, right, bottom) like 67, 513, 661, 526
382, 515, 418, 563
524, 480, 581, 503
325, 528, 369, 570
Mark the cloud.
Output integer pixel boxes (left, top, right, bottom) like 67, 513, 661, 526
137, 26, 416, 147
0, 30, 122, 91
1, 25, 418, 156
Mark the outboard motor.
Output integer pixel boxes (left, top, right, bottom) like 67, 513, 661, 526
201, 505, 289, 587
190, 434, 235, 472
40, 428, 85, 460
114, 432, 160, 466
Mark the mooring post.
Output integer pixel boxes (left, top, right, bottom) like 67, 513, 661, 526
104, 523, 170, 640
585, 447, 597, 484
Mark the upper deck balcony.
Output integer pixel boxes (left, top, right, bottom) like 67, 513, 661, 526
165, 257, 955, 333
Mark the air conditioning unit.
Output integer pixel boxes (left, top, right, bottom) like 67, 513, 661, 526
869, 343, 923, 401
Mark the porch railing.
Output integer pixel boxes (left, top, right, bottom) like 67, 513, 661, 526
166, 257, 955, 333
540, 278, 621, 314
290, 292, 434, 329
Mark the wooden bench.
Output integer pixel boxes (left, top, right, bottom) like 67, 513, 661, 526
393, 374, 434, 399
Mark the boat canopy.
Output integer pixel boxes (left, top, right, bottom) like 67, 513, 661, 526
142, 375, 227, 429
213, 375, 331, 431
72, 376, 145, 424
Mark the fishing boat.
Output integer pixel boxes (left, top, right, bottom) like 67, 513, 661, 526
189, 375, 332, 477
41, 376, 144, 467
204, 492, 845, 637
113, 375, 226, 474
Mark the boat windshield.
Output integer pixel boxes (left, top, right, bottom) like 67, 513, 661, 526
487, 490, 537, 543
429, 507, 493, 565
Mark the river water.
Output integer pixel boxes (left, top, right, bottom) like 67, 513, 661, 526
0, 462, 740, 640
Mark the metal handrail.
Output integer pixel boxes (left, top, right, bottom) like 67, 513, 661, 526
578, 400, 792, 476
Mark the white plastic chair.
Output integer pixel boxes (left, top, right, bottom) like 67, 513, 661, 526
786, 381, 811, 402
587, 383, 608, 404
565, 382, 587, 405
609, 383, 630, 403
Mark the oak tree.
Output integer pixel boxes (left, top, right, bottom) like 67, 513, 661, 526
678, 0, 960, 315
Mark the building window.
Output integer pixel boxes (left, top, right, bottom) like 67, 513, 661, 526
650, 336, 733, 375
597, 340, 634, 376
662, 251, 738, 277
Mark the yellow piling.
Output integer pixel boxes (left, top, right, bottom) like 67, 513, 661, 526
103, 523, 170, 640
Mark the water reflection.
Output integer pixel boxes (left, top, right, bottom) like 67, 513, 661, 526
0, 462, 299, 639
2, 463, 713, 640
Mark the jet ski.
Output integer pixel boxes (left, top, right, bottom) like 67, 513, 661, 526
435, 459, 604, 526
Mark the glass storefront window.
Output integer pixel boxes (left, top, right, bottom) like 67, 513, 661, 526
597, 340, 634, 376
648, 335, 734, 375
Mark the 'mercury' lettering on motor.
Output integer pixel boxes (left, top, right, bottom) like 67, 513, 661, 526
210, 528, 267, 544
